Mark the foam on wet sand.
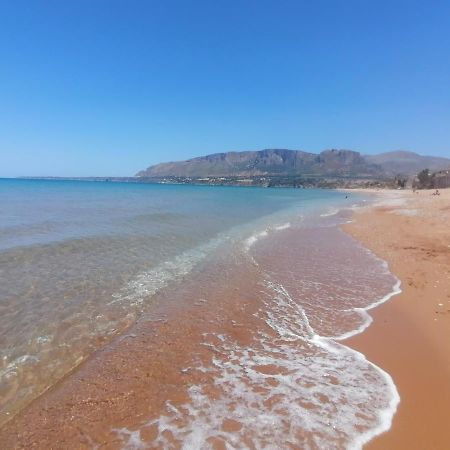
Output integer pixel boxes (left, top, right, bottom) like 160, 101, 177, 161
0, 197, 408, 449
344, 188, 450, 449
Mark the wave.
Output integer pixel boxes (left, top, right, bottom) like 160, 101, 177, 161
116, 272, 401, 449
113, 199, 402, 449
111, 219, 293, 309
320, 207, 340, 217
109, 237, 224, 307
244, 222, 291, 250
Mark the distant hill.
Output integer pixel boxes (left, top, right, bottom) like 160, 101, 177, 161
364, 151, 450, 176
137, 149, 384, 178
137, 149, 450, 179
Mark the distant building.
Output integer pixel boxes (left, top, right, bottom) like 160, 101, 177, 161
433, 169, 450, 188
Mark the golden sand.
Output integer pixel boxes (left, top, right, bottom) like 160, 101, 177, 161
344, 188, 450, 449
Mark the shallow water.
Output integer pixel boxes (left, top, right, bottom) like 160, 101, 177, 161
112, 210, 400, 449
0, 180, 401, 449
0, 179, 352, 427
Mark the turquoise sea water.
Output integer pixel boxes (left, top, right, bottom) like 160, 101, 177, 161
0, 179, 403, 449
0, 179, 347, 251
0, 179, 348, 421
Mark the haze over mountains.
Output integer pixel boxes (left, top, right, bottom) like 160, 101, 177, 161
137, 149, 450, 179
364, 151, 450, 176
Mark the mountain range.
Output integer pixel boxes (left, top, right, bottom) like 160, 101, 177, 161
137, 149, 450, 179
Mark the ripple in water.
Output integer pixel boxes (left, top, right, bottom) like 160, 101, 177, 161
115, 220, 401, 449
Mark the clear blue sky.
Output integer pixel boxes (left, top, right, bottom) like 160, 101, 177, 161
0, 1, 449, 177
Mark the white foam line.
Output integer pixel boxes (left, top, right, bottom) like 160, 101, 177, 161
244, 230, 268, 250
320, 208, 339, 217
114, 201, 402, 449
304, 216, 399, 446
313, 335, 400, 450
114, 270, 402, 449
330, 278, 402, 342
241, 207, 402, 448
305, 259, 402, 448
109, 237, 223, 306
262, 276, 402, 449
244, 222, 291, 250
311, 234, 403, 446
350, 358, 400, 449
261, 229, 403, 449
274, 222, 291, 231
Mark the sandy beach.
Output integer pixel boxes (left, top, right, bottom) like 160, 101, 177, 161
2, 0, 449, 446
0, 188, 448, 449
344, 188, 450, 449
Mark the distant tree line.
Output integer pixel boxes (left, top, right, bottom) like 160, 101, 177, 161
413, 168, 450, 189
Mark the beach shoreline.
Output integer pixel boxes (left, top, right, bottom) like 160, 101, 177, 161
343, 188, 450, 449
0, 189, 402, 449
1, 188, 448, 448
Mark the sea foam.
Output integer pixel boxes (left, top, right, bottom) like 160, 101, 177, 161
244, 222, 291, 250
116, 274, 401, 449
113, 199, 402, 449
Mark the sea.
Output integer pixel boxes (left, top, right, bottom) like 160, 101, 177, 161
0, 178, 400, 448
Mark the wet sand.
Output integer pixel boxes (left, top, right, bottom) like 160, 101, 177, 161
2, 189, 448, 449
0, 251, 267, 448
0, 206, 402, 449
344, 189, 450, 449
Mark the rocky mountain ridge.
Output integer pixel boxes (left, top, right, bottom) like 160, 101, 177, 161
137, 149, 450, 179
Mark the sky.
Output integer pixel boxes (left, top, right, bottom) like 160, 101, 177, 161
0, 1, 449, 177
